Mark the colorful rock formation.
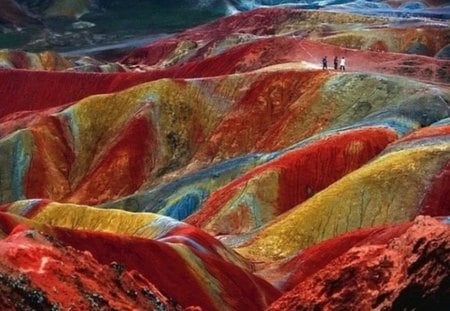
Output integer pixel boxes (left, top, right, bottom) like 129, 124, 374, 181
234, 118, 450, 261
0, 203, 281, 310
0, 49, 72, 70
122, 9, 450, 84
0, 4, 449, 311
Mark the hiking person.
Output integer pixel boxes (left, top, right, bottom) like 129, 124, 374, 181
334, 56, 338, 70
322, 56, 327, 70
340, 57, 346, 71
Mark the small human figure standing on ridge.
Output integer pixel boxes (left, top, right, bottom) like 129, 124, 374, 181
340, 57, 346, 71
334, 56, 338, 70
322, 56, 327, 70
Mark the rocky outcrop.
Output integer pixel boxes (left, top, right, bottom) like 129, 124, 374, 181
0, 225, 180, 310
0, 49, 72, 71
267, 216, 450, 311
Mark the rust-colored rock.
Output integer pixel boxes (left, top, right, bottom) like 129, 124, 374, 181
267, 216, 450, 311
0, 225, 180, 311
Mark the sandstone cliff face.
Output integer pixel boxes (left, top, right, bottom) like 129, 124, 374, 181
267, 216, 450, 311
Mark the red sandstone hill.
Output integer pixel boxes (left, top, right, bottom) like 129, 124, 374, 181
0, 212, 280, 311
121, 8, 449, 80
2, 8, 448, 121
266, 216, 450, 310
2, 38, 448, 122
0, 225, 181, 310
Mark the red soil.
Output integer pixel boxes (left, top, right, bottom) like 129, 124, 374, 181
0, 105, 71, 138
396, 124, 450, 144
3, 109, 162, 206
52, 227, 221, 310
0, 69, 167, 121
2, 70, 331, 205
119, 6, 450, 84
25, 115, 74, 201
194, 70, 331, 160
0, 225, 179, 310
66, 112, 157, 204
160, 225, 250, 269
420, 160, 450, 216
49, 227, 281, 311
2, 35, 447, 121
166, 37, 450, 83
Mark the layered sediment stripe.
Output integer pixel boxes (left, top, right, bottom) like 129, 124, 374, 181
1, 200, 248, 268
236, 136, 450, 261
0, 49, 72, 70
4, 201, 178, 239
103, 72, 447, 218
187, 126, 399, 235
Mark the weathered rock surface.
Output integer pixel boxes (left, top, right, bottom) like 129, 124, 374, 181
0, 207, 281, 311
267, 216, 450, 311
0, 225, 180, 310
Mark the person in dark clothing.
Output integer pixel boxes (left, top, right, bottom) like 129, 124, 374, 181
334, 56, 338, 70
322, 56, 327, 70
